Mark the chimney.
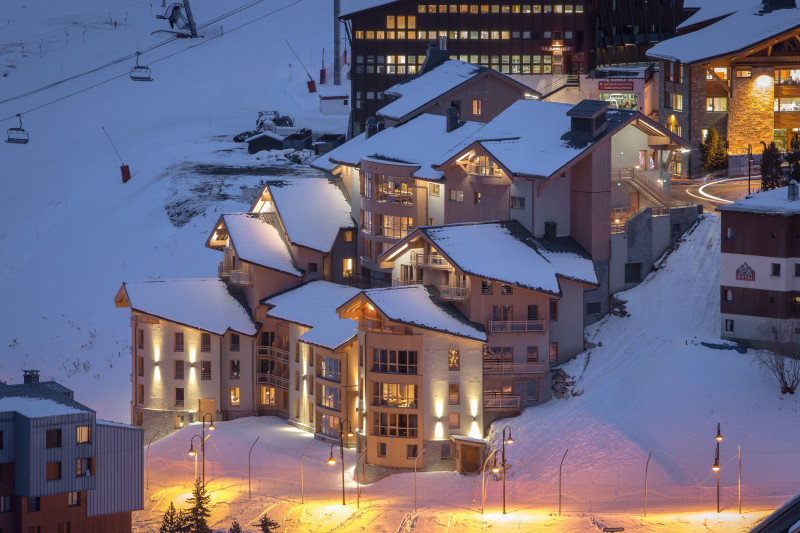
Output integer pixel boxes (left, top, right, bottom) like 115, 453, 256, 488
789, 180, 799, 201
545, 221, 557, 242
446, 106, 460, 132
377, 120, 385, 133
418, 39, 449, 75
23, 369, 40, 384
365, 117, 378, 138
567, 100, 609, 143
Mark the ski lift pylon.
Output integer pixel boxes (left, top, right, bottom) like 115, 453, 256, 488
6, 114, 29, 144
130, 52, 152, 82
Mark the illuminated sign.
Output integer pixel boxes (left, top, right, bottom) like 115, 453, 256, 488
736, 263, 755, 281
541, 44, 573, 52
599, 80, 635, 91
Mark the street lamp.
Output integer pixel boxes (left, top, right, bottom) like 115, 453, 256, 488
747, 144, 753, 195
326, 418, 353, 505
186, 413, 215, 490
712, 422, 723, 513
499, 425, 514, 514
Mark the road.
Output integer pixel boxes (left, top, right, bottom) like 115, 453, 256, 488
671, 177, 759, 210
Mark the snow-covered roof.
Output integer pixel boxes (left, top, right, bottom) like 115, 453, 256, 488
362, 285, 487, 341
120, 279, 257, 335
532, 236, 600, 287
262, 281, 361, 350
0, 397, 88, 418
717, 184, 800, 215
97, 419, 139, 428
223, 213, 301, 276
648, 4, 800, 63
245, 130, 284, 143
340, 0, 398, 17
264, 179, 355, 253
378, 60, 488, 121
312, 114, 484, 181
677, 0, 759, 30
438, 100, 591, 179
421, 223, 561, 294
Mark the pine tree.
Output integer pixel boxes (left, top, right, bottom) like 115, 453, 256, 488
184, 478, 213, 533
785, 132, 800, 183
159, 502, 183, 533
710, 128, 729, 171
229, 521, 243, 533
761, 141, 783, 191
258, 515, 281, 533
699, 129, 711, 171
700, 127, 728, 172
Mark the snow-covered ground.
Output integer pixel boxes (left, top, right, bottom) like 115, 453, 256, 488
136, 215, 800, 532
4, 2, 800, 531
1, 0, 346, 422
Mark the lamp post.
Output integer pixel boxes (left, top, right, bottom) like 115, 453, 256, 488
326, 418, 354, 505
413, 449, 424, 512
747, 144, 753, 195
186, 414, 214, 490
480, 449, 499, 514
498, 425, 514, 514
712, 422, 723, 513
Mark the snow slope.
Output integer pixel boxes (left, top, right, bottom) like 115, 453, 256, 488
0, 0, 346, 422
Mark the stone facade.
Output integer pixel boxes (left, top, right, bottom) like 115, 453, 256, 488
728, 67, 775, 154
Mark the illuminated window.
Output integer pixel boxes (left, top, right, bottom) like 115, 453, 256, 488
373, 412, 418, 437
201, 360, 211, 380
575, 4, 584, 11
230, 386, 240, 406
448, 349, 460, 371
429, 183, 441, 196
76, 425, 91, 444
673, 94, 683, 112
449, 189, 464, 202
372, 383, 417, 408
386, 15, 395, 28
76, 457, 91, 477
706, 97, 728, 112
707, 67, 728, 80
343, 258, 354, 277
67, 492, 80, 507
736, 68, 751, 78
472, 99, 483, 115
448, 413, 460, 429
230, 359, 240, 379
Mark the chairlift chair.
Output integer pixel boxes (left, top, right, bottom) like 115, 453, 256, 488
6, 114, 29, 144
130, 52, 152, 82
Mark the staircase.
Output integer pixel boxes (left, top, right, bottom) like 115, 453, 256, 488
539, 75, 580, 99
612, 167, 676, 208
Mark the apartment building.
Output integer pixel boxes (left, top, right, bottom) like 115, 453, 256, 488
315, 97, 692, 320
0, 371, 142, 533
648, 0, 800, 174
718, 182, 800, 346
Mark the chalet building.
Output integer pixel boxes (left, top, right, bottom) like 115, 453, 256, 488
647, 0, 800, 175
114, 279, 259, 442
376, 57, 538, 127
718, 182, 800, 346
0, 371, 142, 533
314, 98, 694, 319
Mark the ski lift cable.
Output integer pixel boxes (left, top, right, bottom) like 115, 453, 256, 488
0, 0, 305, 123
0, 0, 273, 108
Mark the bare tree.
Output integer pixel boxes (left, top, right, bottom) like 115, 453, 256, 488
757, 320, 800, 394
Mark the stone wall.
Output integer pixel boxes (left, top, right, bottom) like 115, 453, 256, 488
728, 67, 775, 154
137, 407, 196, 445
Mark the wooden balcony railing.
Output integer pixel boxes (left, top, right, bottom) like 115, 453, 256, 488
483, 361, 547, 375
392, 278, 421, 287
483, 394, 520, 410
488, 320, 545, 334
439, 285, 468, 301
257, 345, 289, 362
218, 262, 231, 279
257, 373, 289, 390
230, 270, 251, 286
410, 252, 449, 269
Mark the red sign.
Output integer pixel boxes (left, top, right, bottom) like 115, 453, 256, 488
599, 80, 635, 91
541, 45, 573, 52
736, 263, 755, 281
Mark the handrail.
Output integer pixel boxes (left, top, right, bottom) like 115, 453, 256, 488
257, 373, 289, 390
482, 361, 547, 374
488, 320, 545, 334
257, 345, 290, 362
483, 394, 520, 409
439, 285, 469, 301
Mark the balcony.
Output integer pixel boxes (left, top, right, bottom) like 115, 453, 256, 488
392, 278, 421, 287
257, 373, 289, 390
218, 262, 231, 279
488, 320, 545, 334
376, 226, 412, 240
410, 252, 449, 269
439, 285, 468, 301
483, 361, 547, 375
483, 394, 520, 410
257, 345, 290, 362
229, 270, 251, 286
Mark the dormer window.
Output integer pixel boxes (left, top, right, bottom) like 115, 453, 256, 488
471, 155, 502, 176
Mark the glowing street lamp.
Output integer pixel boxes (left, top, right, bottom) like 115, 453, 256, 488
186, 413, 215, 490
500, 425, 514, 514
